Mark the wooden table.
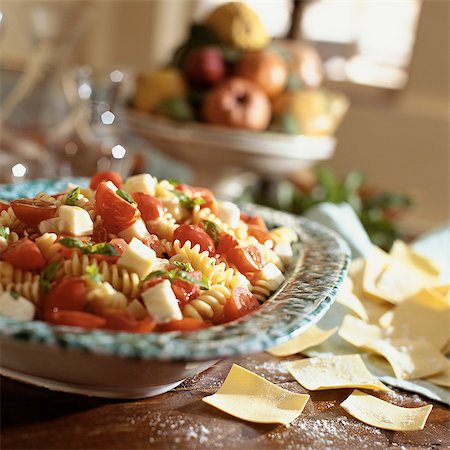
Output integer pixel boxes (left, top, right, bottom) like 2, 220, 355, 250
2, 353, 449, 449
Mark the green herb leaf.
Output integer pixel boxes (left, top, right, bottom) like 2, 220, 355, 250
173, 260, 194, 272
173, 190, 205, 210
201, 274, 210, 290
116, 189, 136, 204
167, 179, 180, 187
85, 264, 103, 284
59, 237, 85, 250
65, 186, 80, 206
10, 291, 20, 300
175, 270, 209, 290
202, 220, 220, 245
39, 262, 61, 294
0, 226, 10, 240
143, 270, 169, 282
89, 242, 120, 257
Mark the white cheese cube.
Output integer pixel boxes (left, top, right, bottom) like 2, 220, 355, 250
118, 218, 150, 243
39, 217, 60, 234
58, 205, 93, 236
236, 273, 252, 290
117, 237, 156, 278
141, 279, 182, 323
217, 201, 240, 229
274, 242, 293, 266
104, 180, 119, 192
123, 174, 156, 195
259, 262, 285, 285
152, 257, 169, 272
0, 291, 35, 321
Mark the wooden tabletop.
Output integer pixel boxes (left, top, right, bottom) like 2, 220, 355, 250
2, 352, 449, 450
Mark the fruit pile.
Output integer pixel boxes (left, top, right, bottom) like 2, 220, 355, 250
133, 2, 348, 135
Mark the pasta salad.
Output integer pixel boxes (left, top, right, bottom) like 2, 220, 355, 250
0, 172, 298, 333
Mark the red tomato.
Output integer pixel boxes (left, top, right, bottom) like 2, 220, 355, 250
1, 238, 46, 270
131, 192, 164, 221
225, 245, 264, 273
45, 310, 106, 329
171, 271, 202, 303
223, 287, 260, 322
90, 171, 123, 190
109, 238, 128, 254
173, 224, 215, 255
143, 277, 165, 290
142, 234, 165, 257
44, 277, 87, 313
241, 213, 268, 231
216, 232, 238, 255
95, 182, 139, 233
247, 225, 273, 247
0, 200, 10, 212
158, 317, 208, 332
59, 245, 80, 260
97, 308, 156, 333
11, 199, 57, 225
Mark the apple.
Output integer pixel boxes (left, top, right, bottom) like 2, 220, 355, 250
202, 77, 271, 131
235, 50, 288, 98
184, 46, 226, 87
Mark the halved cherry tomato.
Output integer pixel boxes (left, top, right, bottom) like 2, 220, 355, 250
95, 308, 156, 333
44, 277, 87, 313
171, 271, 202, 303
0, 200, 10, 212
95, 182, 140, 233
223, 286, 260, 322
247, 225, 273, 247
45, 310, 106, 329
158, 317, 208, 332
173, 224, 215, 255
216, 232, 238, 255
89, 171, 123, 190
1, 238, 46, 270
241, 213, 268, 231
143, 234, 165, 257
131, 192, 164, 222
11, 199, 57, 225
109, 238, 128, 254
225, 245, 264, 273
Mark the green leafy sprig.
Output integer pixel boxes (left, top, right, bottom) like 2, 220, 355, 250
144, 268, 209, 290
65, 187, 80, 206
59, 237, 119, 257
0, 226, 10, 240
39, 262, 61, 294
202, 220, 220, 246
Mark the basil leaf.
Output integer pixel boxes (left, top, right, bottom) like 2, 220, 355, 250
116, 189, 135, 204
173, 190, 205, 211
193, 197, 206, 206
202, 220, 220, 245
143, 270, 168, 282
176, 270, 209, 290
89, 242, 119, 256
173, 260, 194, 272
59, 237, 85, 250
65, 186, 80, 206
39, 262, 61, 294
85, 264, 102, 284
0, 226, 10, 240
10, 291, 20, 300
167, 179, 180, 187
201, 274, 210, 290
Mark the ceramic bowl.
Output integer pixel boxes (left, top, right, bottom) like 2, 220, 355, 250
0, 180, 349, 398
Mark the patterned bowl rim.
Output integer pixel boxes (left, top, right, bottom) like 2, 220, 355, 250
0, 179, 350, 362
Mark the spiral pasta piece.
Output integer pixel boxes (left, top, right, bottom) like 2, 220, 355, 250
0, 207, 21, 229
154, 179, 175, 198
0, 279, 41, 303
183, 284, 230, 322
0, 261, 36, 284
251, 278, 284, 303
269, 226, 298, 244
149, 213, 178, 241
34, 191, 61, 206
35, 233, 63, 264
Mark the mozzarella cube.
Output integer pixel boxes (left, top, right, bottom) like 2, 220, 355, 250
259, 262, 285, 285
217, 201, 240, 229
104, 180, 119, 192
141, 279, 182, 323
123, 174, 156, 196
118, 218, 150, 243
152, 257, 169, 272
39, 217, 60, 234
274, 242, 293, 266
0, 292, 35, 321
58, 205, 93, 236
117, 237, 156, 278
236, 273, 252, 290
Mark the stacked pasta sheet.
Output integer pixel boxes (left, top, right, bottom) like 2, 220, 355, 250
0, 172, 297, 332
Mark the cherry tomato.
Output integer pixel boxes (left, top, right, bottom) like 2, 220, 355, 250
225, 245, 264, 273
59, 244, 80, 260
223, 286, 260, 322
95, 182, 139, 233
216, 232, 238, 255
0, 200, 10, 212
109, 238, 128, 255
89, 171, 123, 190
171, 271, 202, 303
158, 317, 208, 332
131, 192, 164, 221
142, 234, 165, 257
96, 308, 156, 333
44, 277, 87, 313
1, 238, 46, 270
11, 199, 57, 225
173, 224, 215, 255
246, 214, 268, 231
45, 310, 106, 329
247, 225, 273, 247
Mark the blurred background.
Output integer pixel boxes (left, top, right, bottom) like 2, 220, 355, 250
0, 0, 448, 249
